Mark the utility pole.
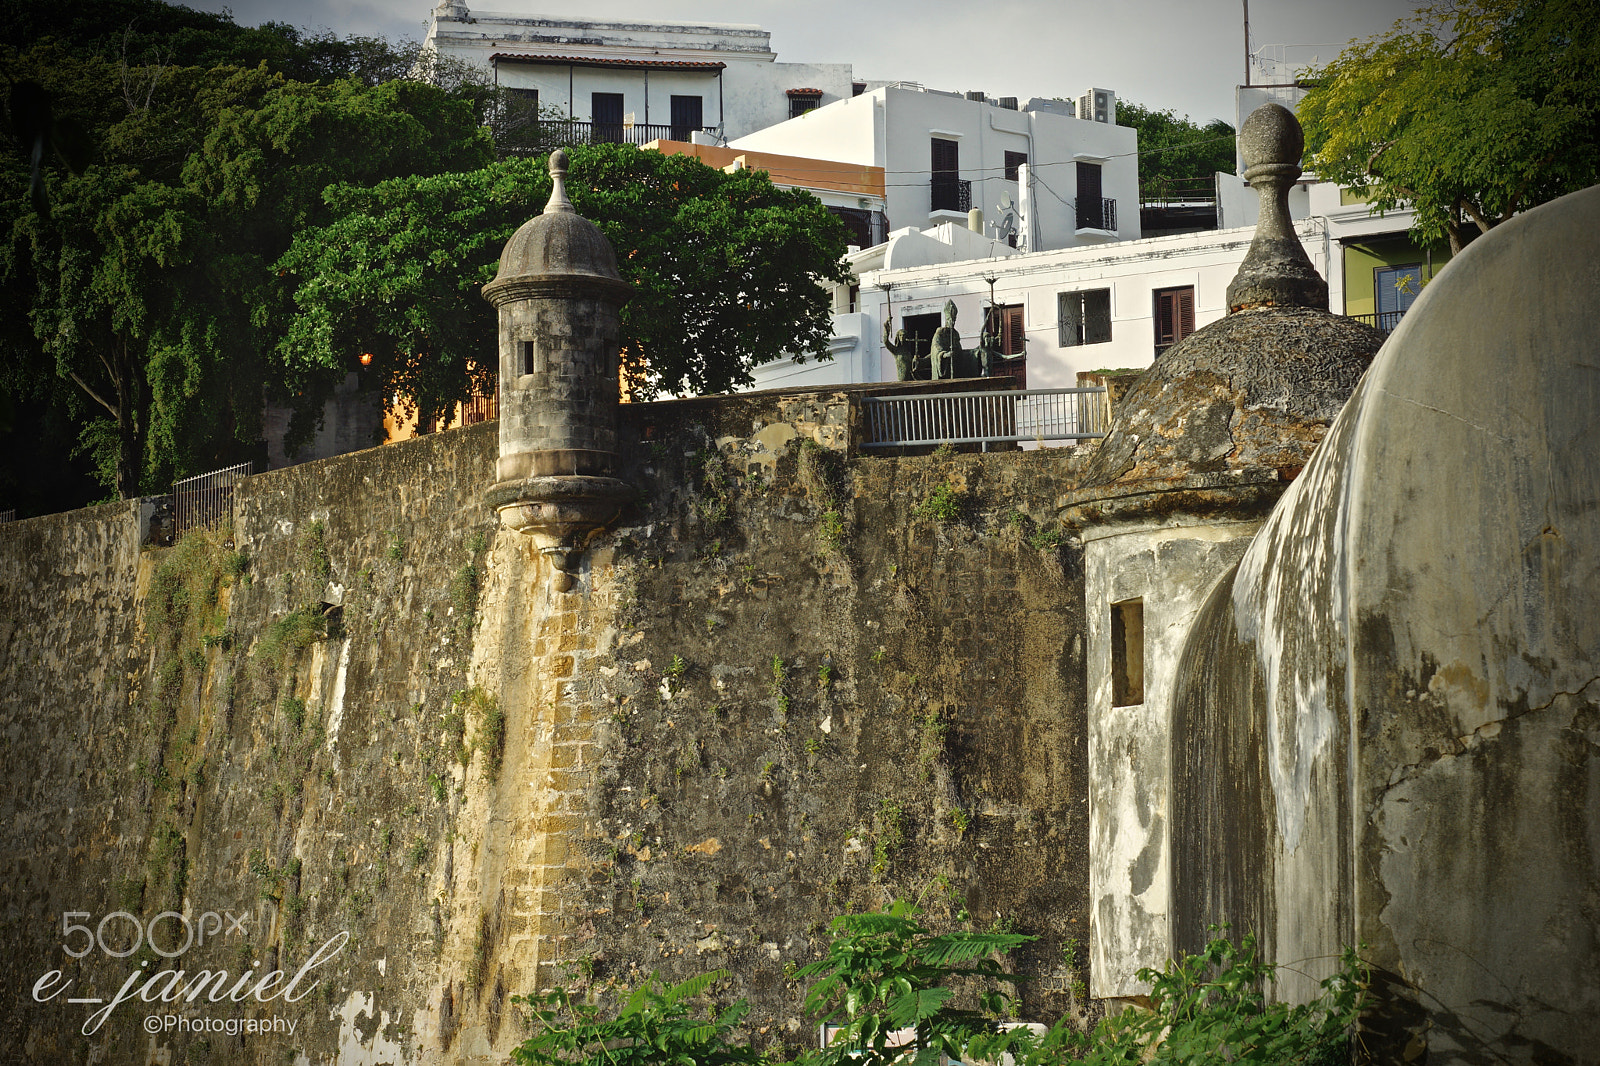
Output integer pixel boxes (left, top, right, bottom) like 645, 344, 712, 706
1243, 0, 1252, 86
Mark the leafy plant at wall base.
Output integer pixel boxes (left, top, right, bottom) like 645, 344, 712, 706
981, 931, 1364, 1066
511, 969, 761, 1066
797, 899, 1033, 1066
913, 484, 964, 524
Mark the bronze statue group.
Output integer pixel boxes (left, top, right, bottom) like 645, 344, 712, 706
881, 300, 1022, 382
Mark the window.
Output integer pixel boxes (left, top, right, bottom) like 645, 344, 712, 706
996, 305, 1025, 356
1153, 286, 1196, 353
788, 91, 822, 118
828, 206, 873, 249
1076, 161, 1105, 229
1004, 151, 1028, 182
1375, 263, 1422, 331
1110, 599, 1145, 707
496, 88, 543, 152
669, 95, 703, 141
988, 305, 1026, 387
931, 137, 964, 212
1059, 289, 1112, 346
591, 92, 624, 142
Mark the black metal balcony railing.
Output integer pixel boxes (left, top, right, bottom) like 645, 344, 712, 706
931, 177, 972, 213
497, 120, 709, 154
1349, 309, 1409, 334
1076, 197, 1117, 231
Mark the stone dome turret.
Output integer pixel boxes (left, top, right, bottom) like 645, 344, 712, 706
1071, 103, 1386, 504
482, 149, 630, 306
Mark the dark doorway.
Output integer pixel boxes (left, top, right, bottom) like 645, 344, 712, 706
670, 95, 703, 141
592, 92, 624, 142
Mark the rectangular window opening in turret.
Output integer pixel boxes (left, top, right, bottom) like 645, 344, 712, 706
521, 340, 536, 377
1111, 598, 1144, 706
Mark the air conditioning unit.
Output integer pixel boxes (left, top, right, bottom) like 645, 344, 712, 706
1077, 88, 1116, 124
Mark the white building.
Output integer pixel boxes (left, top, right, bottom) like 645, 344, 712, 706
424, 1, 856, 142
729, 84, 1140, 254
755, 217, 1332, 400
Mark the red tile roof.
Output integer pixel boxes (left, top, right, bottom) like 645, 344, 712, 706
785, 87, 824, 96
490, 53, 726, 71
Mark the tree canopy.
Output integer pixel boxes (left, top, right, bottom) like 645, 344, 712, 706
1298, 0, 1600, 252
1115, 102, 1236, 200
276, 144, 854, 423
2, 48, 492, 501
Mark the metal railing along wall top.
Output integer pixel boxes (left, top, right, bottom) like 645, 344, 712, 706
173, 461, 253, 538
862, 387, 1108, 448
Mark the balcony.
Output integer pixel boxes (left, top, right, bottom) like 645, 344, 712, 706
497, 120, 711, 154
931, 176, 972, 214
1348, 309, 1408, 334
1076, 197, 1117, 232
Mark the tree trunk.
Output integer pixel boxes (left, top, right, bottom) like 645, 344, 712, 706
114, 336, 144, 500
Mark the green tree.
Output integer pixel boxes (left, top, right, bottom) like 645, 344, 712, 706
2, 57, 491, 499
1115, 102, 1236, 201
1298, 0, 1600, 253
276, 143, 853, 424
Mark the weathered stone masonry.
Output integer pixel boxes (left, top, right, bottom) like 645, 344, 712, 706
1, 388, 1097, 1066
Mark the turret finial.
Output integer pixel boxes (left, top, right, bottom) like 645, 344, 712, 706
1226, 104, 1328, 313
545, 148, 575, 215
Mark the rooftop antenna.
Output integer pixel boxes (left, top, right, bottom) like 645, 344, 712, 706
1243, 0, 1251, 86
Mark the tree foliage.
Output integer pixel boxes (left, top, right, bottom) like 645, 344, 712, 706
1, 49, 491, 499
276, 143, 853, 421
1299, 0, 1600, 252
1115, 102, 1236, 200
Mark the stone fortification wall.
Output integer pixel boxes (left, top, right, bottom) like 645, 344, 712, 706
1, 388, 1095, 1065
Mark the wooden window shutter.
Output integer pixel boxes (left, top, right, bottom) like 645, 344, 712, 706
1178, 287, 1195, 341
1155, 290, 1176, 348
1002, 305, 1025, 355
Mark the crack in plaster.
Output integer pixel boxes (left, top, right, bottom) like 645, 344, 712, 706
1371, 674, 1600, 811
1381, 390, 1515, 446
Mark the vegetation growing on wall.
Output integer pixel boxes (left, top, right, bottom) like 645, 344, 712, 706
515, 908, 1362, 1066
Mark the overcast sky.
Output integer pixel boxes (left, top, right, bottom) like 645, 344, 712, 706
185, 0, 1416, 126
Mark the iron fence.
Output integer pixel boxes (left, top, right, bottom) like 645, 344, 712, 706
861, 387, 1108, 449
1348, 309, 1408, 333
1139, 178, 1217, 208
0, 509, 14, 524
173, 461, 252, 538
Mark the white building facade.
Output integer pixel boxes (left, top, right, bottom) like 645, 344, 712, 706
729, 85, 1140, 254
425, 2, 856, 142
754, 218, 1333, 398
